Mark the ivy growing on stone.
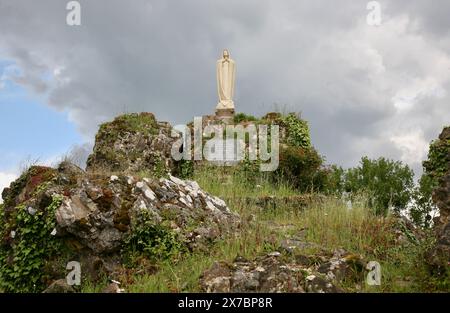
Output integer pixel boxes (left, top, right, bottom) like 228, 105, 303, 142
0, 195, 63, 292
423, 135, 450, 184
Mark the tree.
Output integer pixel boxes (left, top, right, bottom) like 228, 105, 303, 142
410, 174, 435, 228
344, 157, 414, 215
314, 164, 345, 195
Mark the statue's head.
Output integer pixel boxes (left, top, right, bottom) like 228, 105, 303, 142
223, 49, 230, 60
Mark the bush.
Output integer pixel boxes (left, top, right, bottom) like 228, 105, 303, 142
410, 174, 436, 228
233, 112, 258, 124
317, 165, 346, 195
274, 146, 324, 192
344, 157, 414, 215
176, 160, 194, 179
281, 113, 311, 149
123, 211, 184, 261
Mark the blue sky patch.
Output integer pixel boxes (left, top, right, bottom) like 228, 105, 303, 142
0, 60, 83, 172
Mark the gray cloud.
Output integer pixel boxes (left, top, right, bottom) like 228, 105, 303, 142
1, 0, 449, 176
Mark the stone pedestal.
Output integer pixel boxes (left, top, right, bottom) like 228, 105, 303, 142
215, 108, 235, 124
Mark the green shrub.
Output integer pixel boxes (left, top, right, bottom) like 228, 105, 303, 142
410, 174, 435, 228
233, 112, 258, 124
178, 160, 194, 179
123, 211, 184, 262
344, 157, 414, 216
281, 113, 311, 149
235, 156, 262, 184
0, 195, 63, 292
315, 165, 346, 195
274, 146, 324, 192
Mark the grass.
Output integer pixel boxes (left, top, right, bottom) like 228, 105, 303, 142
80, 166, 448, 293
192, 164, 298, 199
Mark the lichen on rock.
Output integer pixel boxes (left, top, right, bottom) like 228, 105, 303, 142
86, 113, 181, 177
199, 248, 366, 293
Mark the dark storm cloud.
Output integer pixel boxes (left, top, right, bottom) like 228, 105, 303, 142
1, 0, 449, 175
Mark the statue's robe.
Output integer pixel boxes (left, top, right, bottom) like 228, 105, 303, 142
216, 58, 235, 109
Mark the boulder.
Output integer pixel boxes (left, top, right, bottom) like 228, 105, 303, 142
102, 281, 125, 293
42, 279, 75, 293
52, 173, 240, 254
86, 113, 181, 176
200, 254, 306, 293
199, 248, 365, 293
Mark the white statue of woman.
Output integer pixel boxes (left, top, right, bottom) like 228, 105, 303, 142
216, 49, 235, 110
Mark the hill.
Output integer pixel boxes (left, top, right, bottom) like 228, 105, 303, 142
0, 113, 448, 293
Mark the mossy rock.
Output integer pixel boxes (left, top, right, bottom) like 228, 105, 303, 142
86, 112, 180, 177
1, 166, 57, 210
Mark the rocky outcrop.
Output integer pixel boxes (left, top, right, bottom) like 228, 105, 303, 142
54, 171, 240, 254
200, 249, 365, 293
428, 171, 450, 272
0, 161, 240, 291
0, 112, 244, 292
425, 127, 450, 273
86, 113, 180, 176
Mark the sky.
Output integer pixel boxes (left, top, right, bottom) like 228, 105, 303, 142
0, 0, 449, 199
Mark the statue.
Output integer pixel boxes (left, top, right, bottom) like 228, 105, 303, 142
216, 49, 236, 113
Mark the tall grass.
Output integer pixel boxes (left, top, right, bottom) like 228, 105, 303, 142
193, 164, 297, 199
298, 196, 394, 257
